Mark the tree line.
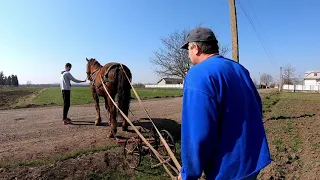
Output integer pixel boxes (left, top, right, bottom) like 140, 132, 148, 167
147, 24, 303, 89
0, 71, 19, 87
256, 64, 302, 89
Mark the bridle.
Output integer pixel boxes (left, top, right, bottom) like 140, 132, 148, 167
86, 67, 101, 86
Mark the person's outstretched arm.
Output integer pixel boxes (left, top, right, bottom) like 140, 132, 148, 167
180, 88, 219, 180
67, 73, 85, 83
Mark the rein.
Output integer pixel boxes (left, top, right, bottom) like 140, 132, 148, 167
99, 64, 183, 179
87, 68, 100, 81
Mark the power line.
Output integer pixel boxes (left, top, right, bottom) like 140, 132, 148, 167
235, 0, 277, 68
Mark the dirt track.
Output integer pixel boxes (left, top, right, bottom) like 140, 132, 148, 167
0, 97, 183, 166
1, 89, 319, 179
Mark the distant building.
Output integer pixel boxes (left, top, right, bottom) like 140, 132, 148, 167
157, 78, 184, 85
304, 71, 320, 86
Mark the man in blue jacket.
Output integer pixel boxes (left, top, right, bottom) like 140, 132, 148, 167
177, 27, 271, 180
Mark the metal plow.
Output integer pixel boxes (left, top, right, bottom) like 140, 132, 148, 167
100, 63, 181, 179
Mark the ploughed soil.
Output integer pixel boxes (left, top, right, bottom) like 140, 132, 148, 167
0, 90, 33, 109
0, 97, 182, 180
0, 90, 319, 180
0, 88, 45, 110
258, 92, 320, 180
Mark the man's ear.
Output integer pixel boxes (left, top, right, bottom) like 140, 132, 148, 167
195, 44, 201, 55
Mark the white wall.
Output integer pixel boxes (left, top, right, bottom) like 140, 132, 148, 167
145, 84, 183, 89
282, 84, 320, 92
304, 79, 320, 86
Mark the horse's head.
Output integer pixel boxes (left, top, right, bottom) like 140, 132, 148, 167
86, 58, 96, 81
86, 57, 103, 81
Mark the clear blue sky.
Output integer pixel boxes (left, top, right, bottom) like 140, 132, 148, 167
1, 0, 319, 84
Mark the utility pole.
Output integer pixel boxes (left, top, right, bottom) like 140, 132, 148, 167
279, 67, 283, 92
229, 0, 239, 63
259, 72, 261, 89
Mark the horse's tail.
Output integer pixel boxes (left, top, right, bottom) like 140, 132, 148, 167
117, 64, 132, 130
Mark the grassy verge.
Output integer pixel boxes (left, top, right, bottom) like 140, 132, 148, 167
35, 87, 183, 106
87, 142, 182, 180
0, 144, 119, 169
261, 92, 280, 114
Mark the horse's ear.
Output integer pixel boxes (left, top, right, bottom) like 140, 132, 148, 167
86, 58, 89, 62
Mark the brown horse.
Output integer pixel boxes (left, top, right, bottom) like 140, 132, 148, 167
85, 58, 132, 138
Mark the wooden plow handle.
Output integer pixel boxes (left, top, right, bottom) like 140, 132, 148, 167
118, 64, 182, 170
100, 76, 177, 179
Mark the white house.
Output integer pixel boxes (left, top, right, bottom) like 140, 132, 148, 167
304, 71, 320, 86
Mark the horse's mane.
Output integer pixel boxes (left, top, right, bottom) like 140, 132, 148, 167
88, 58, 103, 68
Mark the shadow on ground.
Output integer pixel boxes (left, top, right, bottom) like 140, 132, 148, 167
68, 117, 181, 142
69, 121, 109, 126
132, 118, 181, 141
267, 113, 316, 121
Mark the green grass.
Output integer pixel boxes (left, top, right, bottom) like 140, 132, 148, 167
131, 88, 183, 100
262, 92, 280, 113
35, 87, 183, 106
279, 92, 320, 101
272, 139, 286, 152
86, 142, 183, 180
0, 144, 119, 169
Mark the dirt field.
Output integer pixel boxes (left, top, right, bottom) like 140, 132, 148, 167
0, 97, 183, 180
259, 92, 320, 180
0, 90, 319, 180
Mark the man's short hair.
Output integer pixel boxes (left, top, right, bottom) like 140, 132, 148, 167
189, 41, 219, 54
65, 63, 72, 68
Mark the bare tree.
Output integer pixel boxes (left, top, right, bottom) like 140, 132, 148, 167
260, 73, 273, 87
282, 64, 296, 85
150, 26, 230, 79
292, 75, 303, 85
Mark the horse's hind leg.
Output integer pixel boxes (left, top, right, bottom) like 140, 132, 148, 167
106, 95, 117, 138
92, 90, 102, 126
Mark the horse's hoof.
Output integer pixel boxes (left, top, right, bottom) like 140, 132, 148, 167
108, 132, 115, 138
95, 121, 101, 126
122, 126, 128, 131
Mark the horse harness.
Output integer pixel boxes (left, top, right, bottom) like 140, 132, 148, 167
87, 63, 121, 90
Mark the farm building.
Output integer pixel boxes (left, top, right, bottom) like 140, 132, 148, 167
283, 71, 320, 92
145, 77, 184, 88
304, 71, 320, 86
157, 78, 184, 85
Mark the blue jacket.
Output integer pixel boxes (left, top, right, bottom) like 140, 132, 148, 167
180, 55, 271, 180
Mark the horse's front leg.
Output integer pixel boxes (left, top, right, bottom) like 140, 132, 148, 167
92, 90, 102, 126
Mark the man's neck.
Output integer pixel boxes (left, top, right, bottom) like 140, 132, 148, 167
197, 53, 219, 64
